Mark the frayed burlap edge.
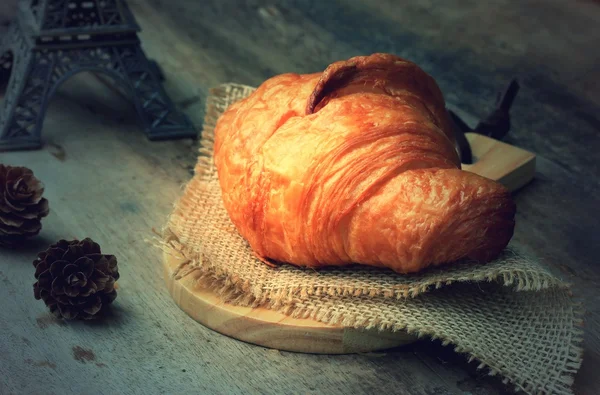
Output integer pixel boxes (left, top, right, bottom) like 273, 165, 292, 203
158, 226, 567, 305
158, 236, 585, 395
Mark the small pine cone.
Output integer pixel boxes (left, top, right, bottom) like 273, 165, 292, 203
0, 164, 49, 247
33, 238, 120, 320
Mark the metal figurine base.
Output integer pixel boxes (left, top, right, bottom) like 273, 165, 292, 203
0, 0, 196, 151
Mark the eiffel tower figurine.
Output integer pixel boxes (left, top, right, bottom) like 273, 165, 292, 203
0, 0, 196, 151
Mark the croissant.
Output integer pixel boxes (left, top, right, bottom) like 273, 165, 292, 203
213, 53, 516, 274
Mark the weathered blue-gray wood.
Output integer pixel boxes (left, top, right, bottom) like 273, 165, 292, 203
1, 0, 599, 394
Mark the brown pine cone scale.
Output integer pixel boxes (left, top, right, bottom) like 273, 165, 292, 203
0, 164, 49, 247
33, 238, 119, 320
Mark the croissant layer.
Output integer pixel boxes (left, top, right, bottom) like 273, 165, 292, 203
214, 53, 516, 273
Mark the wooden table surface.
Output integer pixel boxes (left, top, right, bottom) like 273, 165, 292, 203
1, 1, 599, 394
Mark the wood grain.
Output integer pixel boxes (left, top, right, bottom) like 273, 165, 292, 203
0, 0, 598, 394
462, 132, 536, 192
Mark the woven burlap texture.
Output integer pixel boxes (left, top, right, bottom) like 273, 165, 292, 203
161, 83, 584, 395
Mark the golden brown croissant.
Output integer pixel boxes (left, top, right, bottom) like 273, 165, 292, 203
213, 53, 516, 274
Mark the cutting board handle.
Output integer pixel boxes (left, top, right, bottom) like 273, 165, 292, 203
462, 132, 536, 192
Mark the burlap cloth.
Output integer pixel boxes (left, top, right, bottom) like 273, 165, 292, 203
160, 83, 584, 395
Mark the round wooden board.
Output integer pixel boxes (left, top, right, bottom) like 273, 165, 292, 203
163, 251, 417, 354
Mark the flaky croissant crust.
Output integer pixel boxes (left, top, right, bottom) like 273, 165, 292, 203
214, 53, 516, 274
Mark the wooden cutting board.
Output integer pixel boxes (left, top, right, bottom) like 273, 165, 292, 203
163, 132, 536, 354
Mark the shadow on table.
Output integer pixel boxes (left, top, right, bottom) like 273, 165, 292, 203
71, 304, 131, 329
1, 234, 58, 260
32, 298, 130, 331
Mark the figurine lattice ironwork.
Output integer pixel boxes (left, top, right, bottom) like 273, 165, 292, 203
0, 0, 196, 151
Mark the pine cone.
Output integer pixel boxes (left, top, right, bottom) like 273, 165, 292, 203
0, 164, 49, 247
33, 238, 120, 320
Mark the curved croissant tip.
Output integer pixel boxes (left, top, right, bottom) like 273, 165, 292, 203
306, 53, 417, 115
